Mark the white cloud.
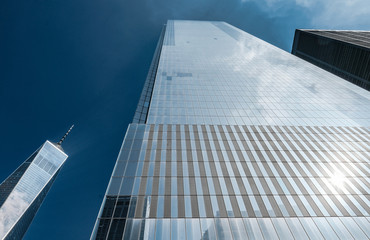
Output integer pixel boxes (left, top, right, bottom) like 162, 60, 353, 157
310, 0, 370, 28
241, 0, 370, 29
295, 0, 313, 8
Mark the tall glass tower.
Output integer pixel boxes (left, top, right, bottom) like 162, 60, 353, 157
91, 20, 370, 239
0, 126, 73, 239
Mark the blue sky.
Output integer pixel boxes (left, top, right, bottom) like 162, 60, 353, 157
0, 0, 369, 239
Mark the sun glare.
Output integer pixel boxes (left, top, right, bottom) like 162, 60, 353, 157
330, 172, 346, 189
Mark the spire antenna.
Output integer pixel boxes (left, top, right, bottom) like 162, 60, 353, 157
58, 125, 74, 145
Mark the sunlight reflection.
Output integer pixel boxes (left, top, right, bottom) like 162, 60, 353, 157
330, 172, 346, 189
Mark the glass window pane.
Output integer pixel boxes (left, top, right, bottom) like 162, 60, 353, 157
326, 218, 354, 239
124, 162, 138, 176
285, 218, 309, 240
340, 217, 368, 239
155, 219, 170, 240
172, 219, 186, 240
299, 218, 324, 239
146, 177, 153, 195
215, 218, 233, 240
108, 177, 122, 195
236, 196, 248, 217
132, 177, 141, 195
198, 195, 206, 217
157, 196, 164, 218
200, 219, 217, 240
120, 177, 134, 195
271, 218, 294, 240
158, 177, 165, 195
243, 218, 264, 240
185, 196, 192, 218
210, 196, 219, 217
312, 217, 339, 239
114, 196, 130, 218
229, 218, 248, 240
352, 217, 370, 238
124, 219, 142, 240
257, 218, 279, 239
223, 196, 234, 217
171, 177, 177, 195
121, 219, 132, 240
171, 196, 178, 218
186, 219, 201, 240
127, 197, 137, 218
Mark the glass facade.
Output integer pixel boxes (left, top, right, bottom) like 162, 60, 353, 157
292, 29, 370, 90
92, 20, 370, 239
0, 141, 68, 239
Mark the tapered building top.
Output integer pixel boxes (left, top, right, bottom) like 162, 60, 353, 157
0, 126, 71, 239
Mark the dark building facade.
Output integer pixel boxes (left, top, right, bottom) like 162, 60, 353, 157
292, 29, 370, 90
0, 128, 72, 239
91, 21, 370, 239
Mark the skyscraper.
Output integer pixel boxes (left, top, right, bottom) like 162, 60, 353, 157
292, 29, 370, 90
0, 126, 73, 239
91, 20, 370, 239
